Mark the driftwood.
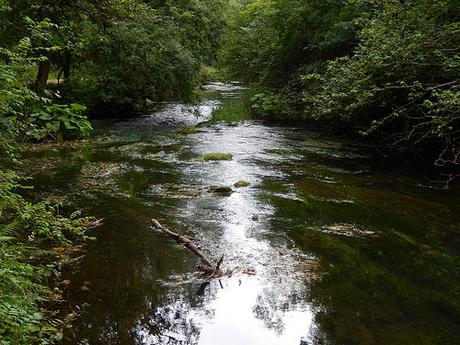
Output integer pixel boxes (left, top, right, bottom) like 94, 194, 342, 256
150, 218, 225, 277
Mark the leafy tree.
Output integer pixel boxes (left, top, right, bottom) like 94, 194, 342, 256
0, 19, 92, 142
303, 0, 459, 165
221, 0, 459, 171
220, 0, 358, 85
1, 0, 226, 115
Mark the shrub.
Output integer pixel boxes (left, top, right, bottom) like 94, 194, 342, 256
303, 0, 459, 164
28, 103, 92, 140
0, 170, 94, 344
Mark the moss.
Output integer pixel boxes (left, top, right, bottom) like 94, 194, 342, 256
177, 127, 198, 135
202, 152, 233, 161
234, 180, 250, 188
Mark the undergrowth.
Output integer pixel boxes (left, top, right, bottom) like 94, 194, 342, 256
0, 169, 94, 344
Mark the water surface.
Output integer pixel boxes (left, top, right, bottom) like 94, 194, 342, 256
25, 83, 460, 345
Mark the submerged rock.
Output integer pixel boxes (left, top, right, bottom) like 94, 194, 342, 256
177, 127, 198, 135
319, 223, 375, 237
208, 185, 233, 196
234, 180, 250, 188
152, 183, 202, 198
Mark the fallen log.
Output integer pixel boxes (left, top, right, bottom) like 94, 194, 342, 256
150, 218, 224, 277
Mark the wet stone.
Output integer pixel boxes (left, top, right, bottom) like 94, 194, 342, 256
234, 180, 250, 188
177, 127, 198, 135
208, 185, 233, 196
319, 223, 376, 237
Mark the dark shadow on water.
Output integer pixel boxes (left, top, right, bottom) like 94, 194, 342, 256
22, 83, 460, 345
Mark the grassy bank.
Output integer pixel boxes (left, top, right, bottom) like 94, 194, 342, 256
209, 94, 253, 124
209, 99, 251, 124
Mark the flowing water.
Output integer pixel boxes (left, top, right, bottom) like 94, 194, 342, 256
25, 83, 460, 345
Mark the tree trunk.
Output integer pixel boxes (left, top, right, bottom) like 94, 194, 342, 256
63, 50, 71, 79
35, 57, 51, 95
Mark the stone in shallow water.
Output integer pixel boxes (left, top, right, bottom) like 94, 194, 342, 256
208, 185, 233, 196
320, 223, 375, 237
234, 180, 250, 188
177, 127, 198, 135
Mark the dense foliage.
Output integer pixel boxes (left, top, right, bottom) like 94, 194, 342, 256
0, 168, 94, 344
0, 17, 92, 142
221, 0, 459, 170
221, 0, 357, 85
0, 0, 225, 116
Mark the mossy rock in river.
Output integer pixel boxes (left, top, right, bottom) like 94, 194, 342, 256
202, 153, 233, 161
234, 180, 250, 188
178, 127, 198, 135
208, 185, 233, 196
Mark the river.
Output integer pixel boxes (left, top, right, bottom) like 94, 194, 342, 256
25, 83, 460, 345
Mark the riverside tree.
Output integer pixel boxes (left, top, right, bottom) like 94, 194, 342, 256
221, 0, 459, 171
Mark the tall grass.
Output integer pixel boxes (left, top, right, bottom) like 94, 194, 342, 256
209, 98, 252, 124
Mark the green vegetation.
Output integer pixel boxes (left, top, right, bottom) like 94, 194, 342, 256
199, 65, 223, 83
202, 152, 233, 161
1, 0, 459, 343
0, 0, 225, 116
0, 170, 94, 344
0, 19, 92, 142
209, 99, 252, 124
221, 0, 460, 168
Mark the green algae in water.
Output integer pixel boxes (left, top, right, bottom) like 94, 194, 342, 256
261, 174, 460, 345
19, 88, 460, 345
202, 152, 233, 161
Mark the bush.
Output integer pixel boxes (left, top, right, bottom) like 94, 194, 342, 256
303, 0, 459, 164
28, 103, 91, 140
0, 26, 92, 142
0, 170, 94, 344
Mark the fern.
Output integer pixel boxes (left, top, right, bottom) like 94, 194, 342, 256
0, 169, 94, 344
